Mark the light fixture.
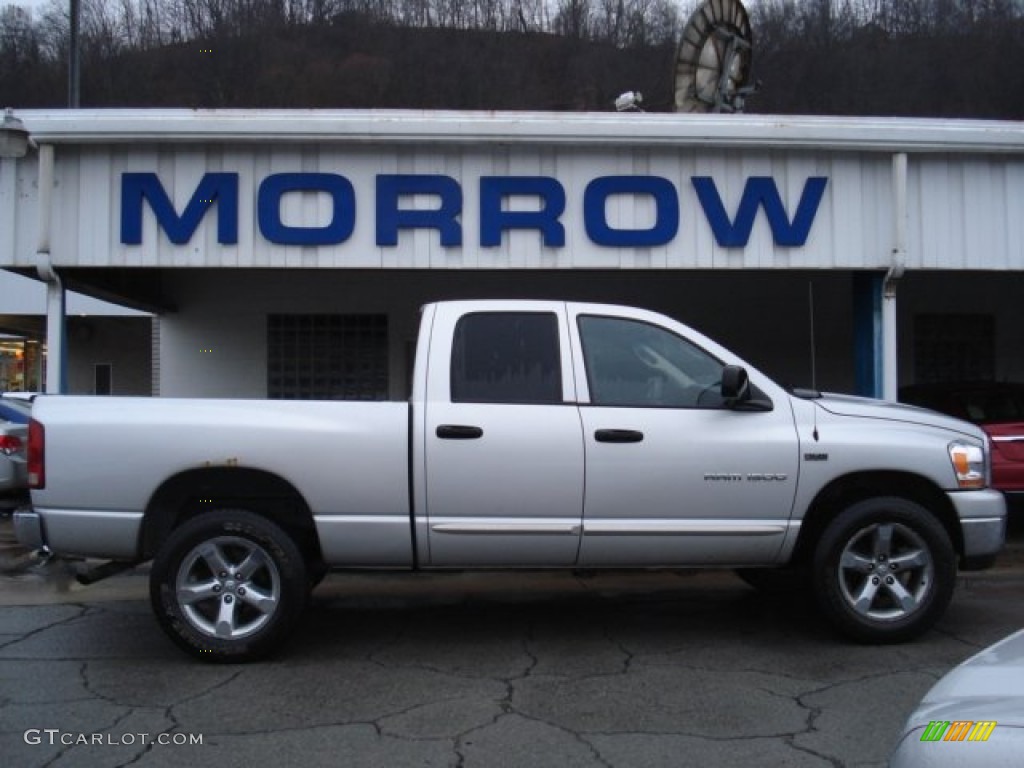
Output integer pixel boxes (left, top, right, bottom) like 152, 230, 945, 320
614, 91, 644, 112
0, 108, 30, 158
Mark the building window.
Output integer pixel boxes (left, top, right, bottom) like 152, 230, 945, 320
913, 314, 994, 383
450, 312, 562, 404
94, 363, 113, 395
268, 314, 389, 400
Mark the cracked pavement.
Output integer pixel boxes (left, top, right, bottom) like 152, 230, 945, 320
2, 518, 1023, 767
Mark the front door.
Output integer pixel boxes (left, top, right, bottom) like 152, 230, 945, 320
572, 311, 800, 567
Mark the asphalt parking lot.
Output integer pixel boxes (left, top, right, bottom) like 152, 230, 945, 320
1, 511, 1023, 768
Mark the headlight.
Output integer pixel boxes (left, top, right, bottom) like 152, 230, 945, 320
948, 441, 987, 489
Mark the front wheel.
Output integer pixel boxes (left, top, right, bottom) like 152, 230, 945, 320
812, 497, 956, 644
150, 509, 308, 662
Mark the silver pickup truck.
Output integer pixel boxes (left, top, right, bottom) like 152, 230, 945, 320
15, 300, 1007, 661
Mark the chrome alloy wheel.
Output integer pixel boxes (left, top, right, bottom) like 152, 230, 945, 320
175, 536, 281, 640
836, 522, 934, 622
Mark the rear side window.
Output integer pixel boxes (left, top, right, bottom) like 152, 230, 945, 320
451, 312, 562, 404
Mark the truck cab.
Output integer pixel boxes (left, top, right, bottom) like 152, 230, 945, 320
415, 300, 800, 568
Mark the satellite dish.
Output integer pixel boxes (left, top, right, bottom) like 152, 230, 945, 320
674, 0, 755, 113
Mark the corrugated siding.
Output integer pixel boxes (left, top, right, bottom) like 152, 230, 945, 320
1, 158, 38, 271
2, 143, 1023, 272
911, 156, 1024, 269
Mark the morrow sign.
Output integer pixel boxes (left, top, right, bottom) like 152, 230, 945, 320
121, 173, 828, 249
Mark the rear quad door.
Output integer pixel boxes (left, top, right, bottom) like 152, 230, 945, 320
422, 303, 585, 566
569, 306, 801, 567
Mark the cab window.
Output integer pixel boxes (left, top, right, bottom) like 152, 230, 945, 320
451, 312, 562, 404
578, 315, 725, 408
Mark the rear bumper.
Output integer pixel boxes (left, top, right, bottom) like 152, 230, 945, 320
947, 489, 1007, 570
13, 506, 47, 551
13, 506, 143, 559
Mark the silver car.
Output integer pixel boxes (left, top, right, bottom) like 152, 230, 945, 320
890, 628, 1024, 766
0, 397, 29, 497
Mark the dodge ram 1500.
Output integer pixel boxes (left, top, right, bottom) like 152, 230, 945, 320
15, 300, 1007, 661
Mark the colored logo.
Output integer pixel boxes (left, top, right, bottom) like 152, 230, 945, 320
920, 720, 997, 742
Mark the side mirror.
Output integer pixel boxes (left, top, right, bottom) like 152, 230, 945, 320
720, 365, 750, 403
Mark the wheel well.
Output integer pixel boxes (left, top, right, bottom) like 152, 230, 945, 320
140, 467, 323, 568
791, 471, 963, 565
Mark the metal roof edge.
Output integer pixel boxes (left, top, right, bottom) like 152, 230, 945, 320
8, 108, 1024, 153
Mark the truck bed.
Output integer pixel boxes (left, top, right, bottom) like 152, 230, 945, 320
28, 396, 412, 562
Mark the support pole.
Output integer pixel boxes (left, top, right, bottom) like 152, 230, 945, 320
69, 0, 81, 107
42, 277, 66, 394
852, 273, 883, 397
34, 143, 65, 394
882, 153, 908, 401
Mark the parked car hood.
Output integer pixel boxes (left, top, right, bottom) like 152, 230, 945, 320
889, 630, 1024, 767
916, 628, 1024, 723
814, 393, 985, 440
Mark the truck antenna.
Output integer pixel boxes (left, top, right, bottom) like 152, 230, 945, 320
808, 281, 817, 392
809, 280, 821, 441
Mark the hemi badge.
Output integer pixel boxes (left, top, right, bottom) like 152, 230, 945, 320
804, 453, 829, 461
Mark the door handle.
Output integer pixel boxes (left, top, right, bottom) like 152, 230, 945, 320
436, 424, 484, 440
594, 429, 644, 443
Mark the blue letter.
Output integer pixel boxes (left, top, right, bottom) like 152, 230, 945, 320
376, 175, 462, 246
584, 176, 679, 247
693, 176, 828, 248
479, 177, 566, 247
258, 173, 355, 246
121, 172, 238, 245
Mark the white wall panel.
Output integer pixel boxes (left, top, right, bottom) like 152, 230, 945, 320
2, 112, 1022, 274
0, 160, 24, 266
910, 157, 1024, 270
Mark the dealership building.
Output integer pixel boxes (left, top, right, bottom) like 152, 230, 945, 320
1, 109, 1022, 400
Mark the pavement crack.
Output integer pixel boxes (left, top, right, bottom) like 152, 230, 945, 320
601, 625, 636, 675
171, 668, 245, 706
40, 707, 140, 768
0, 604, 89, 654
453, 711, 614, 768
930, 624, 990, 652
783, 736, 845, 768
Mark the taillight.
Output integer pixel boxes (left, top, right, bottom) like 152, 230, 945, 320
27, 419, 44, 489
0, 435, 22, 455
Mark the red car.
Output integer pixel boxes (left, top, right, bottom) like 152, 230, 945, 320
900, 382, 1024, 513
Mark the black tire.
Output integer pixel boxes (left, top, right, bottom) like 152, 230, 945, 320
811, 497, 956, 644
150, 509, 308, 662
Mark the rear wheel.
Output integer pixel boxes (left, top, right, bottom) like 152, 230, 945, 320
812, 497, 955, 643
150, 509, 308, 662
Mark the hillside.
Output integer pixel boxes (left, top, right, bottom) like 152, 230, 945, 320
1, 1, 1022, 118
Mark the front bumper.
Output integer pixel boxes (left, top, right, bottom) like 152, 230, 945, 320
947, 488, 1007, 570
